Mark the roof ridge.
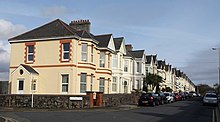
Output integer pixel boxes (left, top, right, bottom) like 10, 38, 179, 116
95, 33, 112, 37
58, 20, 76, 35
114, 37, 124, 39
128, 49, 145, 52
9, 19, 61, 41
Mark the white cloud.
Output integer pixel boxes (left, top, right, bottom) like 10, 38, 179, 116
0, 19, 26, 40
0, 19, 27, 81
41, 6, 76, 17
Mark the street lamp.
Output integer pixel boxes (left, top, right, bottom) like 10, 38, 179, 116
212, 48, 220, 94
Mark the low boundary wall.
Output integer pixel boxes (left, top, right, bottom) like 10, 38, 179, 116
0, 92, 140, 109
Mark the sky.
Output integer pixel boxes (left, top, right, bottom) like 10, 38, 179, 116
0, 0, 220, 86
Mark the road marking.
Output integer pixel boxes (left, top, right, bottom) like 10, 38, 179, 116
213, 109, 215, 122
215, 107, 219, 122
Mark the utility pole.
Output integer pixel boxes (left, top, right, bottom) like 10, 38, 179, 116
212, 48, 220, 94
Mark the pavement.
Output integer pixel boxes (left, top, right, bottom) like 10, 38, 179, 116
0, 116, 17, 122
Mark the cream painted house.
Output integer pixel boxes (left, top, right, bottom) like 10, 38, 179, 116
112, 37, 133, 93
145, 55, 158, 75
9, 19, 115, 95
125, 45, 146, 91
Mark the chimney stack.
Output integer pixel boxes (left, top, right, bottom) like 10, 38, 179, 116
125, 44, 133, 51
69, 19, 91, 32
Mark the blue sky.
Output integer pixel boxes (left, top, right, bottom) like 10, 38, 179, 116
0, 0, 220, 86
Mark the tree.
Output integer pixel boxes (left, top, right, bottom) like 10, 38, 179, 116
165, 87, 173, 92
197, 84, 215, 96
143, 73, 163, 93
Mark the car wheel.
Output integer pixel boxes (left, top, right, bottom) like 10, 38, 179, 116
203, 103, 206, 106
156, 101, 160, 106
161, 100, 164, 105
152, 102, 155, 107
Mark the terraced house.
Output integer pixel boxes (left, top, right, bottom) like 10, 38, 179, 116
112, 37, 133, 93
8, 19, 116, 95
8, 19, 195, 95
126, 45, 146, 91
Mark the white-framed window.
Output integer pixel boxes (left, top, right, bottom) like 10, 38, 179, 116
99, 77, 105, 92
112, 77, 117, 92
136, 80, 140, 90
61, 74, 69, 92
108, 54, 110, 68
124, 81, 128, 93
62, 43, 70, 61
120, 55, 122, 68
90, 74, 93, 91
91, 45, 94, 62
27, 45, 34, 62
80, 73, 87, 93
81, 43, 87, 61
100, 52, 105, 67
137, 62, 140, 73
124, 60, 128, 72
18, 80, 24, 91
112, 54, 118, 68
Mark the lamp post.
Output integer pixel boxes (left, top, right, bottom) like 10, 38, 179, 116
212, 48, 220, 94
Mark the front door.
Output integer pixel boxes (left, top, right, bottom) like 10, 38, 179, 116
18, 80, 24, 94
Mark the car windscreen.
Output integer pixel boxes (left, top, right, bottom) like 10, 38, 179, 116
141, 93, 151, 97
205, 94, 217, 98
164, 93, 169, 96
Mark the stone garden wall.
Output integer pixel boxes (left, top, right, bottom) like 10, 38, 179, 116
103, 92, 140, 107
0, 94, 90, 109
0, 92, 140, 109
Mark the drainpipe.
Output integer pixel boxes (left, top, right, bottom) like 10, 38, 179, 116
31, 73, 33, 108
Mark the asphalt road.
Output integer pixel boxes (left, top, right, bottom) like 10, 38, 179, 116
0, 98, 218, 122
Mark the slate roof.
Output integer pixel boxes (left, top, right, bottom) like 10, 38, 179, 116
152, 55, 157, 63
8, 19, 96, 42
165, 64, 171, 71
94, 34, 112, 48
146, 55, 157, 64
176, 70, 181, 77
76, 30, 96, 40
113, 37, 123, 50
157, 60, 166, 69
172, 68, 176, 74
9, 19, 77, 41
125, 51, 134, 58
21, 64, 39, 74
146, 55, 152, 64
128, 50, 145, 59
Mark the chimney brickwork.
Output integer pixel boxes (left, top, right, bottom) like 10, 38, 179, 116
69, 19, 91, 32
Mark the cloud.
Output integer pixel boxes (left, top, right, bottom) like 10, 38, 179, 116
182, 46, 220, 86
41, 6, 77, 17
0, 43, 10, 81
0, 19, 27, 81
0, 19, 26, 40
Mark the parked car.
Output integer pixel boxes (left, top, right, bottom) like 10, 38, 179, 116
203, 93, 219, 106
174, 93, 182, 101
180, 92, 186, 100
171, 93, 176, 102
184, 92, 189, 99
138, 92, 160, 107
155, 92, 168, 104
188, 91, 197, 98
164, 92, 174, 103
